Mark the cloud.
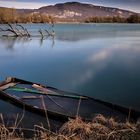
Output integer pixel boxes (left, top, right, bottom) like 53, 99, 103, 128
0, 0, 47, 9
88, 50, 110, 63
72, 49, 111, 86
72, 40, 140, 87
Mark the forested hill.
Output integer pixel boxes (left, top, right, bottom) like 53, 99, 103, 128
36, 2, 135, 19
0, 2, 140, 23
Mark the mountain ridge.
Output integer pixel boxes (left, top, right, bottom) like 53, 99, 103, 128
17, 2, 137, 21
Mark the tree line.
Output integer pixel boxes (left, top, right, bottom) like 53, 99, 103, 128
0, 7, 140, 24
0, 8, 55, 24
85, 14, 140, 23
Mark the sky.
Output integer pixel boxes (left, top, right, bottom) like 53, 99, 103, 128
0, 0, 140, 13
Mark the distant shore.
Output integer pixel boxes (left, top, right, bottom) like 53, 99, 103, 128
0, 7, 140, 24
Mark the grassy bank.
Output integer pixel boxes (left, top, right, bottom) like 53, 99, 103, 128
0, 114, 140, 140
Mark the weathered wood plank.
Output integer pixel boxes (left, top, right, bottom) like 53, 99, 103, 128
0, 77, 13, 87
21, 96, 41, 100
0, 82, 17, 90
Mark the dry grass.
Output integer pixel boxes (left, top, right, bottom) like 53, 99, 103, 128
58, 115, 140, 140
0, 124, 23, 140
0, 114, 140, 140
0, 112, 25, 140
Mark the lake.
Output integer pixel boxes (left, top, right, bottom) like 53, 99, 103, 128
0, 23, 140, 125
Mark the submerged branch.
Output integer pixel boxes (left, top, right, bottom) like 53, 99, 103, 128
0, 23, 55, 38
39, 29, 44, 39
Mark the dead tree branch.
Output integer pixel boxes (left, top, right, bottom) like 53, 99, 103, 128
0, 23, 54, 38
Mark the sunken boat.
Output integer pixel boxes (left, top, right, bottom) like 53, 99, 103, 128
0, 77, 140, 122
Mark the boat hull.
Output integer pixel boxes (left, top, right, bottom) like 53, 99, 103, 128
0, 77, 140, 122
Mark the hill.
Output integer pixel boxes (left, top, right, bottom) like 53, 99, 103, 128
35, 2, 135, 22
0, 2, 139, 23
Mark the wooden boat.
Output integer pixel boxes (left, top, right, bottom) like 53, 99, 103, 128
0, 77, 140, 122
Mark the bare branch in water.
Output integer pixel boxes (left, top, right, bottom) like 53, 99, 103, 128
39, 29, 44, 39
45, 29, 55, 37
25, 28, 31, 37
0, 23, 54, 38
16, 24, 31, 37
45, 29, 50, 36
7, 23, 18, 36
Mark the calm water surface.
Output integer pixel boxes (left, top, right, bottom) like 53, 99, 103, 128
0, 23, 140, 116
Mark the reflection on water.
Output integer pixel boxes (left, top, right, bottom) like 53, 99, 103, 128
0, 36, 55, 50
0, 24, 140, 114
0, 37, 31, 50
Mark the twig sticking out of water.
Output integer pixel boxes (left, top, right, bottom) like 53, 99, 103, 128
0, 113, 23, 139
0, 23, 55, 39
41, 95, 51, 131
0, 24, 31, 37
39, 29, 44, 39
0, 24, 18, 37
11, 106, 25, 136
16, 24, 31, 37
76, 96, 82, 117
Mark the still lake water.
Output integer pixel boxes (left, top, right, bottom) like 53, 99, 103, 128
0, 23, 140, 117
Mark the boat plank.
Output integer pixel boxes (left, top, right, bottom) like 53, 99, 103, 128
0, 82, 17, 90
21, 95, 41, 100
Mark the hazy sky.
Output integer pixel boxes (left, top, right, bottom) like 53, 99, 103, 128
0, 0, 140, 13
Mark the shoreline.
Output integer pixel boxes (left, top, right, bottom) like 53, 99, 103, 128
0, 22, 140, 25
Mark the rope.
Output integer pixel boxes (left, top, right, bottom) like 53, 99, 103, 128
46, 95, 72, 115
